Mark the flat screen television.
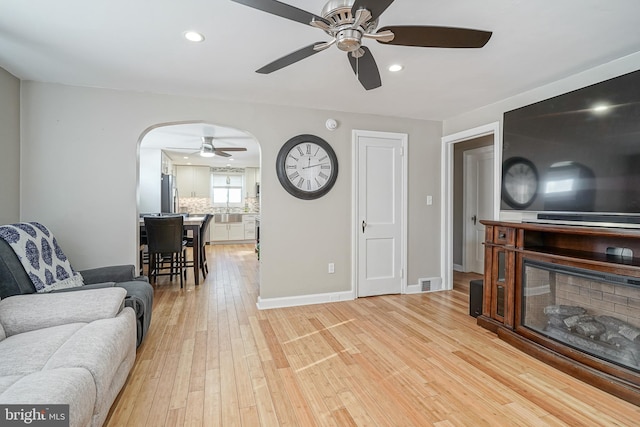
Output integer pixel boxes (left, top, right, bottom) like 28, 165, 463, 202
501, 68, 640, 226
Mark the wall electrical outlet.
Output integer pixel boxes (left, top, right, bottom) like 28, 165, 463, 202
328, 263, 335, 274
427, 195, 433, 205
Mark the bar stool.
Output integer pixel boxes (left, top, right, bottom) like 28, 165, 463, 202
184, 213, 213, 279
144, 215, 187, 288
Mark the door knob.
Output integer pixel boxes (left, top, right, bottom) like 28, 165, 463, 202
471, 215, 477, 225
362, 220, 367, 233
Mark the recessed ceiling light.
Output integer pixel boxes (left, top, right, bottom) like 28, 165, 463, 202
388, 64, 403, 72
183, 156, 189, 159
184, 31, 204, 42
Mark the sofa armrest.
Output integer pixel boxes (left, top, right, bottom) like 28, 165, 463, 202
51, 282, 116, 293
79, 265, 135, 284
0, 287, 127, 337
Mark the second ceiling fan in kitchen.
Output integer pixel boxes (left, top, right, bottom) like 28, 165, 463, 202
167, 136, 248, 158
231, 0, 493, 90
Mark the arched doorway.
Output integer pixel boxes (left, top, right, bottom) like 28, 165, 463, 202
137, 121, 261, 289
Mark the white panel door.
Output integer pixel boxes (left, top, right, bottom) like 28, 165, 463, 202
355, 131, 406, 297
464, 146, 494, 274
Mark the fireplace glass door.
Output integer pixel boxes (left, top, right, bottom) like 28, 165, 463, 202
522, 260, 640, 372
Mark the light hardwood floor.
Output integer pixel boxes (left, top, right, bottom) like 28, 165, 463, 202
105, 245, 640, 426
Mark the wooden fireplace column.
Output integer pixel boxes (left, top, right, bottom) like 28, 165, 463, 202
478, 220, 640, 405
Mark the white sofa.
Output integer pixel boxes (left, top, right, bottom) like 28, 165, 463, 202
0, 287, 136, 427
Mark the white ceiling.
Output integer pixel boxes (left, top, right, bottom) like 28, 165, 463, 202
2, 0, 640, 123
142, 123, 260, 168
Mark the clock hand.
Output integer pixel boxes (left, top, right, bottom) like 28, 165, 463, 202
302, 163, 329, 169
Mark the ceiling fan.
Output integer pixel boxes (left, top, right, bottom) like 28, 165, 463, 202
166, 136, 248, 158
231, 0, 492, 90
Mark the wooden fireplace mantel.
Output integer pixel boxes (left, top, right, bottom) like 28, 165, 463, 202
478, 220, 640, 405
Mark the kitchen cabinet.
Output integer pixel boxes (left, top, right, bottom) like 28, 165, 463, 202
210, 214, 258, 242
211, 223, 245, 241
176, 165, 210, 198
243, 214, 257, 240
244, 167, 260, 198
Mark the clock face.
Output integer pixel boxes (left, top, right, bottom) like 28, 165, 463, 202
276, 135, 338, 200
502, 157, 538, 209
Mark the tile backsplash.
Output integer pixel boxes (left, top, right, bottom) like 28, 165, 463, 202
178, 197, 260, 215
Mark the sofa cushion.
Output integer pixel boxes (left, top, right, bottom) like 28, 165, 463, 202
0, 375, 22, 395
0, 287, 127, 337
0, 368, 96, 427
44, 308, 136, 420
0, 323, 84, 377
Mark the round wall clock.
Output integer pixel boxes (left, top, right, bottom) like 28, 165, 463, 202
276, 134, 338, 200
502, 157, 538, 209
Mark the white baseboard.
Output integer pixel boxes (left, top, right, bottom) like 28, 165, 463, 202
257, 290, 356, 310
405, 284, 423, 294
453, 264, 464, 272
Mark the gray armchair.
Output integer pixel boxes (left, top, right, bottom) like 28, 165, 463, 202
0, 236, 153, 347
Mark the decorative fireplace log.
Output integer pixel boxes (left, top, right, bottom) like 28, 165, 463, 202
563, 313, 593, 329
547, 315, 569, 329
596, 315, 640, 342
543, 305, 586, 317
575, 321, 606, 339
546, 326, 639, 367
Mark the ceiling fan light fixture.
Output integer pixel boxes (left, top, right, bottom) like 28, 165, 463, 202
184, 31, 205, 42
200, 143, 215, 157
388, 64, 403, 72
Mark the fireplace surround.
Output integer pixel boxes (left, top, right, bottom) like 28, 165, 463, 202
479, 220, 640, 405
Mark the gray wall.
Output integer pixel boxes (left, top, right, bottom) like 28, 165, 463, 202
0, 67, 20, 225
453, 135, 493, 267
444, 52, 640, 166
19, 82, 442, 301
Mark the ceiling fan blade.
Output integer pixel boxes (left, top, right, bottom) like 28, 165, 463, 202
347, 46, 381, 91
231, 0, 330, 27
214, 147, 247, 152
214, 151, 232, 158
256, 42, 326, 74
351, 0, 395, 22
377, 26, 492, 48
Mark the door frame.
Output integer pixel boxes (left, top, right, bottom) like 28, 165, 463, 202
463, 145, 494, 273
441, 122, 501, 290
351, 129, 408, 296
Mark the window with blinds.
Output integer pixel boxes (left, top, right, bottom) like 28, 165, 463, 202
212, 173, 244, 207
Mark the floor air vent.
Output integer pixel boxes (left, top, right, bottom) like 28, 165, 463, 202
420, 278, 443, 292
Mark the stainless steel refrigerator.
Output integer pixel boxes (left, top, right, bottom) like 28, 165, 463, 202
160, 174, 178, 214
